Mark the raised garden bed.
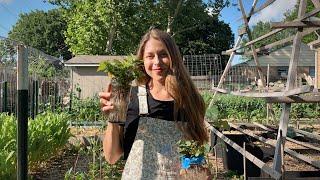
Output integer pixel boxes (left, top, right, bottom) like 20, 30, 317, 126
212, 123, 320, 179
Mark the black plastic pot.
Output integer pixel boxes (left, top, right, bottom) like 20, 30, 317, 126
223, 133, 264, 178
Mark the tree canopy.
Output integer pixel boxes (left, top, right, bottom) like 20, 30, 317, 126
249, 21, 294, 50
283, 0, 320, 43
46, 0, 234, 56
8, 9, 72, 60
176, 15, 233, 55
248, 0, 320, 51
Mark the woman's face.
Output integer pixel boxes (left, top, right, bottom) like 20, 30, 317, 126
143, 37, 171, 83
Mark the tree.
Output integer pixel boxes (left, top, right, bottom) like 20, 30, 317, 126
46, 0, 233, 56
175, 15, 234, 55
249, 21, 295, 50
8, 9, 72, 60
284, 0, 319, 44
63, 0, 147, 55
249, 0, 320, 50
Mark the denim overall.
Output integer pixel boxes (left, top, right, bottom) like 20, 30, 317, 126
121, 86, 184, 180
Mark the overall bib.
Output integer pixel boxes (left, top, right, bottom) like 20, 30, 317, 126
121, 86, 184, 180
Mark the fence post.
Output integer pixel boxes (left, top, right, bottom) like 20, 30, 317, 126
35, 79, 39, 115
31, 80, 35, 119
17, 44, 28, 180
2, 81, 7, 112
69, 90, 72, 112
54, 81, 58, 110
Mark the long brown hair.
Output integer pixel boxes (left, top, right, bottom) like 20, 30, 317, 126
136, 29, 208, 144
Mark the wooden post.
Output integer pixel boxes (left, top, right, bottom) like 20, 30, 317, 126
54, 81, 58, 110
267, 64, 271, 124
17, 44, 28, 180
2, 81, 7, 112
206, 122, 282, 179
35, 79, 39, 116
273, 0, 307, 174
273, 103, 291, 172
267, 64, 270, 90
214, 146, 218, 178
280, 131, 285, 180
209, 0, 259, 107
286, 2, 306, 90
31, 80, 35, 119
315, 48, 319, 90
69, 89, 72, 112
69, 68, 73, 112
212, 36, 242, 98
243, 142, 246, 180
311, 0, 320, 8
238, 0, 266, 87
2, 67, 8, 113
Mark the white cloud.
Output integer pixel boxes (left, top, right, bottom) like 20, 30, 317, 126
0, 0, 13, 4
249, 0, 298, 26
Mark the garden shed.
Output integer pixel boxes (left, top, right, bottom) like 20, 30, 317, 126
64, 55, 126, 99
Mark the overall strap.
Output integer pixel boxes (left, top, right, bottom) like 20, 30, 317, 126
138, 85, 148, 115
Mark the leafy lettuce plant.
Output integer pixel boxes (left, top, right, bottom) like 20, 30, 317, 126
177, 140, 210, 158
0, 112, 72, 179
97, 55, 143, 91
97, 55, 143, 122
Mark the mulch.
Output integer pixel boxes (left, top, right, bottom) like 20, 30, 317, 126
29, 146, 90, 180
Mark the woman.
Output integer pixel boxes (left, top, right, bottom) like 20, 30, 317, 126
99, 28, 208, 179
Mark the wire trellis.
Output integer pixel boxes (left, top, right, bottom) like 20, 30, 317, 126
182, 54, 261, 92
0, 36, 71, 116
183, 54, 223, 91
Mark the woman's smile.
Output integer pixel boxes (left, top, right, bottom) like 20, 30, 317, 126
152, 67, 163, 72
143, 37, 171, 81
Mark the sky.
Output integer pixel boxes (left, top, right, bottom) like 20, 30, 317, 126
218, 0, 298, 64
0, 0, 297, 46
219, 0, 298, 37
0, 0, 57, 37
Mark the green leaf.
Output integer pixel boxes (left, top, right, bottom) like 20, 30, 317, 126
97, 62, 107, 72
5, 151, 15, 162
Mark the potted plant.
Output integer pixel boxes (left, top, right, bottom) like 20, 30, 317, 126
97, 55, 143, 123
177, 140, 210, 169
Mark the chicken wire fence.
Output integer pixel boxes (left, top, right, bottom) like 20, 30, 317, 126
224, 63, 260, 91
183, 54, 259, 91
0, 36, 70, 116
183, 54, 223, 91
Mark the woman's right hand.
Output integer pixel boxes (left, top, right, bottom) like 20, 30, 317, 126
99, 83, 114, 114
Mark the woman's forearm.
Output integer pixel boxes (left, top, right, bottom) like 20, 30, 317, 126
103, 122, 123, 164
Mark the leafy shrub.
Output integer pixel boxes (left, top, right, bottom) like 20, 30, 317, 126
28, 111, 72, 168
177, 140, 210, 158
97, 55, 143, 91
201, 92, 320, 123
0, 113, 16, 179
270, 103, 320, 121
0, 112, 72, 178
203, 93, 267, 122
69, 95, 106, 122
